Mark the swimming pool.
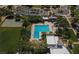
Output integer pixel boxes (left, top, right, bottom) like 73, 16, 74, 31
34, 25, 50, 40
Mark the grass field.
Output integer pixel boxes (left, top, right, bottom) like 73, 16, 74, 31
0, 27, 21, 53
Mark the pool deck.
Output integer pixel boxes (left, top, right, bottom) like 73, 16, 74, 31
30, 24, 34, 41
44, 21, 56, 33
30, 22, 56, 41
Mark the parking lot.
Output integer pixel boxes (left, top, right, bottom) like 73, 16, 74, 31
1, 19, 22, 27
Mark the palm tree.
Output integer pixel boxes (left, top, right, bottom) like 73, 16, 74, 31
6, 5, 14, 16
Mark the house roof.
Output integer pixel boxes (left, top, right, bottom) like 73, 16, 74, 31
46, 35, 58, 45
49, 16, 57, 19
42, 16, 57, 20
42, 17, 49, 20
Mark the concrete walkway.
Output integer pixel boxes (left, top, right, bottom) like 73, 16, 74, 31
50, 46, 70, 54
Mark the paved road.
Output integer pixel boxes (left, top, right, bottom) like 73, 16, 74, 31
55, 10, 77, 36
64, 15, 77, 35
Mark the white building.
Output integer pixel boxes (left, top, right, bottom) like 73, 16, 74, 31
46, 35, 58, 46
46, 35, 70, 54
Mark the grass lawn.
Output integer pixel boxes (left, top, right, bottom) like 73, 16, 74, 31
56, 28, 77, 42
63, 28, 77, 42
72, 44, 79, 54
0, 27, 21, 53
68, 29, 77, 42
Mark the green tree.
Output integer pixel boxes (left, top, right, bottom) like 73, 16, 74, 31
18, 28, 31, 54
0, 16, 1, 23
22, 20, 28, 28
70, 5, 76, 17
7, 5, 13, 11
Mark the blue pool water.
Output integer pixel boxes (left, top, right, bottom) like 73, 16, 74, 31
34, 25, 50, 40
